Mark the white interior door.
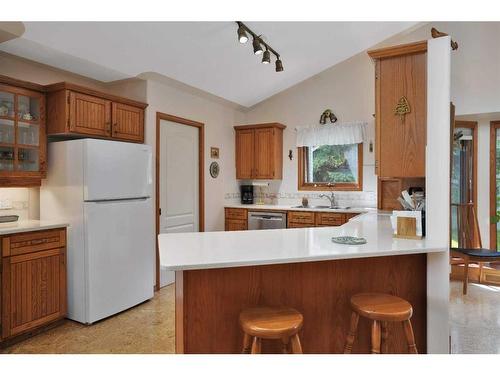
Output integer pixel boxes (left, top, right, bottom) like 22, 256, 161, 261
159, 119, 200, 287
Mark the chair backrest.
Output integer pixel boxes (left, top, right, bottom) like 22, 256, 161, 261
451, 203, 482, 249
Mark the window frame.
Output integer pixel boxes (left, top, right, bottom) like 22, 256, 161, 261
297, 143, 363, 191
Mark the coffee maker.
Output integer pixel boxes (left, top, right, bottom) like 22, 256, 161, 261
240, 185, 254, 204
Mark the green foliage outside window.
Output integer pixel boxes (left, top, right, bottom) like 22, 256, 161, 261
309, 145, 356, 183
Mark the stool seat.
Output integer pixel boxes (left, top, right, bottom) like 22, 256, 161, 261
350, 293, 413, 322
239, 306, 303, 339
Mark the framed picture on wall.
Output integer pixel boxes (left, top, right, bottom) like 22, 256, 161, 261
210, 147, 220, 159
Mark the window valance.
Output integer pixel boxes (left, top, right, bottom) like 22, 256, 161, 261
296, 121, 367, 147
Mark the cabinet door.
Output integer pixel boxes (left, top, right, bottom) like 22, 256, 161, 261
235, 129, 255, 179
1, 248, 66, 339
254, 128, 274, 179
378, 53, 426, 177
69, 91, 111, 137
225, 219, 247, 231
111, 102, 144, 143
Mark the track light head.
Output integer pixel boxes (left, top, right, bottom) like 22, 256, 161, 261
262, 49, 270, 64
275, 58, 284, 72
237, 23, 248, 44
253, 37, 263, 55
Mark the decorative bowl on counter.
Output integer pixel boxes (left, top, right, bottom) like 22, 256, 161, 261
0, 215, 19, 223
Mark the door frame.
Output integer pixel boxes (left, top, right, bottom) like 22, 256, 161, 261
454, 120, 478, 209
155, 112, 205, 290
490, 121, 500, 249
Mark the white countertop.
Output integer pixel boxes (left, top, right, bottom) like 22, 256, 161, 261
159, 212, 445, 271
224, 203, 369, 214
0, 220, 69, 235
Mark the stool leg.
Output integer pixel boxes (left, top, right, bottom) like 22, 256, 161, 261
281, 336, 290, 354
381, 321, 388, 354
251, 337, 261, 354
371, 320, 381, 354
343, 311, 359, 353
463, 259, 469, 295
242, 333, 252, 354
403, 320, 418, 354
290, 334, 303, 354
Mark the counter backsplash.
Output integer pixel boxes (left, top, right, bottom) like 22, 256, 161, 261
224, 191, 377, 208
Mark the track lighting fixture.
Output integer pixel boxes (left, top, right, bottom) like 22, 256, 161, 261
262, 48, 270, 64
237, 22, 248, 44
235, 21, 284, 72
252, 36, 263, 55
275, 57, 283, 72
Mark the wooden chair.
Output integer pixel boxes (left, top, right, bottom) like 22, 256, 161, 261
239, 306, 303, 354
451, 203, 500, 294
344, 293, 418, 354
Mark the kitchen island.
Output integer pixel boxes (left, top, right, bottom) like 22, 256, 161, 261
159, 211, 448, 354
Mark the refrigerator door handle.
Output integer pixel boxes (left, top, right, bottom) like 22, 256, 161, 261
86, 197, 150, 203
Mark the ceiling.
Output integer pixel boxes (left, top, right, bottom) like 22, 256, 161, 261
0, 22, 417, 107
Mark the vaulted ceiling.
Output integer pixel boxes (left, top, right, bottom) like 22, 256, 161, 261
0, 22, 418, 107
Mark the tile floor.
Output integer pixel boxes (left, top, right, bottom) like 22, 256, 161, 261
450, 280, 500, 354
1, 281, 498, 354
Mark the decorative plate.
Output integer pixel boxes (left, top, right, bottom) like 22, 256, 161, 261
331, 236, 367, 245
209, 161, 220, 178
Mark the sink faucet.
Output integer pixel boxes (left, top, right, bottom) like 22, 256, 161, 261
319, 191, 336, 208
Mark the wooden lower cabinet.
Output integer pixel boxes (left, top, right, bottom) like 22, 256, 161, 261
225, 208, 359, 230
224, 208, 248, 231
1, 227, 67, 343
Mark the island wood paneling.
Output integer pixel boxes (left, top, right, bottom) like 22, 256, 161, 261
175, 254, 427, 354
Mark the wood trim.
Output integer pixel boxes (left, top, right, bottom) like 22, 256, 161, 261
297, 143, 363, 191
155, 112, 205, 291
0, 74, 45, 93
367, 40, 428, 60
175, 270, 185, 354
454, 121, 478, 210
234, 122, 286, 130
490, 121, 500, 249
44, 82, 148, 109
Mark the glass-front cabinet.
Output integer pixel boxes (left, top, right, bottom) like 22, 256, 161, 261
0, 81, 46, 186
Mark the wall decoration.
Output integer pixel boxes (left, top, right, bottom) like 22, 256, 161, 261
209, 161, 220, 178
210, 147, 220, 159
288, 150, 293, 160
319, 109, 337, 124
394, 96, 411, 120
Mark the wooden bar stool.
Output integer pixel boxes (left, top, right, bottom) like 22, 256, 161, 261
344, 293, 418, 354
239, 306, 303, 354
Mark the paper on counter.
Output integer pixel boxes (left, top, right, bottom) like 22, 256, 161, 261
391, 210, 422, 236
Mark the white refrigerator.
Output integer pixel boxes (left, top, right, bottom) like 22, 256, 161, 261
41, 139, 155, 324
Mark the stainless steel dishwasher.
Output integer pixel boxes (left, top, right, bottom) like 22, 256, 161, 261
248, 211, 287, 230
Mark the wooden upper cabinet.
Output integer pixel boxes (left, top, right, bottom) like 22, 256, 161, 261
368, 41, 427, 178
112, 102, 144, 142
235, 129, 254, 179
234, 123, 285, 180
69, 92, 111, 137
0, 76, 47, 187
46, 82, 147, 143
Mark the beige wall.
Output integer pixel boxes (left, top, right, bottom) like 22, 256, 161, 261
145, 79, 245, 232
245, 50, 377, 202
0, 52, 246, 232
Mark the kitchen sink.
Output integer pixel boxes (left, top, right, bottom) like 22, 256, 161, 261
292, 205, 351, 210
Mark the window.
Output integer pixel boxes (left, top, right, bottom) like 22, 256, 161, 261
298, 143, 363, 191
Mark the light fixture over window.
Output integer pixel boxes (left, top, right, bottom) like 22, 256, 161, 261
235, 21, 284, 72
